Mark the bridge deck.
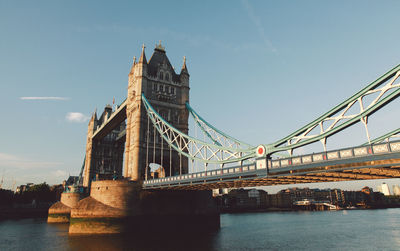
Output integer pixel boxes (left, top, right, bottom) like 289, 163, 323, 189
143, 141, 400, 190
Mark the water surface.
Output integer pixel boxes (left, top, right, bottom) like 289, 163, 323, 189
1, 209, 400, 250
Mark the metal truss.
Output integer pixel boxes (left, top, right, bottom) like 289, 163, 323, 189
264, 64, 400, 156
142, 94, 256, 165
363, 128, 400, 145
186, 102, 253, 149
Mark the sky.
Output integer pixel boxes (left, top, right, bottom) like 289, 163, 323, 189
1, 0, 400, 193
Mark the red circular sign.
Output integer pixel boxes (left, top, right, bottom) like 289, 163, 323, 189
256, 145, 266, 157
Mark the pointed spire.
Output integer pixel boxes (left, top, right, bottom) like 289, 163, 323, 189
139, 44, 147, 64
181, 56, 189, 74
129, 56, 136, 74
92, 108, 97, 121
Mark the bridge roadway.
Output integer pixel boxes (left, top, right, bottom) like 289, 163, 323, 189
143, 140, 400, 190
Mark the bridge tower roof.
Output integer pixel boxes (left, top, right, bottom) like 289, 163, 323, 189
147, 41, 182, 82
90, 108, 97, 122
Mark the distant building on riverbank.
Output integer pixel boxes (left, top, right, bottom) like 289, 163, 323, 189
16, 183, 34, 194
393, 185, 400, 195
219, 186, 393, 211
218, 188, 268, 211
377, 183, 391, 195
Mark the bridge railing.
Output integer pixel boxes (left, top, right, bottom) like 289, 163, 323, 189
143, 140, 400, 188
143, 161, 266, 187
269, 140, 400, 169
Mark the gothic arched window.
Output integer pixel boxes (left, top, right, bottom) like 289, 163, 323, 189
165, 73, 170, 81
159, 71, 164, 80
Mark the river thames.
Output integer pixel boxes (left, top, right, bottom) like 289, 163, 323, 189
1, 209, 400, 251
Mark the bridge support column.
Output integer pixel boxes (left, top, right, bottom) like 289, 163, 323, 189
68, 180, 220, 234
126, 189, 220, 234
47, 192, 83, 223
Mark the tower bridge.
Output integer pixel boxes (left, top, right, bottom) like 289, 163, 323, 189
48, 43, 400, 234
83, 42, 189, 188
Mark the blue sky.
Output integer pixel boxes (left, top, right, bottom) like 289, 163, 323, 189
1, 0, 400, 192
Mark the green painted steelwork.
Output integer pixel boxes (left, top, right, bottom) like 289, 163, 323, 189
363, 128, 400, 145
142, 94, 256, 164
269, 64, 400, 155
186, 102, 253, 149
142, 64, 400, 164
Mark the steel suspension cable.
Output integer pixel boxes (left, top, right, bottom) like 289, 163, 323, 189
179, 137, 182, 175
194, 123, 197, 172
205, 132, 208, 173
141, 94, 256, 165
153, 126, 156, 178
145, 114, 150, 181
169, 140, 172, 177
161, 132, 163, 173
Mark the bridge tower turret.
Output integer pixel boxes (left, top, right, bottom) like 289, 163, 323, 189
83, 111, 98, 188
124, 44, 148, 180
124, 42, 190, 181
179, 56, 190, 132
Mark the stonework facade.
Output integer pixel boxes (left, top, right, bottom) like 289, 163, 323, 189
124, 43, 190, 181
50, 45, 221, 235
83, 42, 190, 186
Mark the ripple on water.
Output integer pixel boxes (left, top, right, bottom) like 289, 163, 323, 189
1, 209, 400, 251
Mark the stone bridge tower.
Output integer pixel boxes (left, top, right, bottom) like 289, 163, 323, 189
124, 42, 190, 181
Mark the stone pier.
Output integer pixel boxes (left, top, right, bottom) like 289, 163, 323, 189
48, 192, 82, 223
68, 180, 219, 235
69, 180, 135, 234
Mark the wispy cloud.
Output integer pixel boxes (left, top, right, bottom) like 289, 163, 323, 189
51, 170, 68, 178
66, 112, 89, 123
20, 97, 70, 101
0, 153, 63, 170
241, 0, 278, 53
